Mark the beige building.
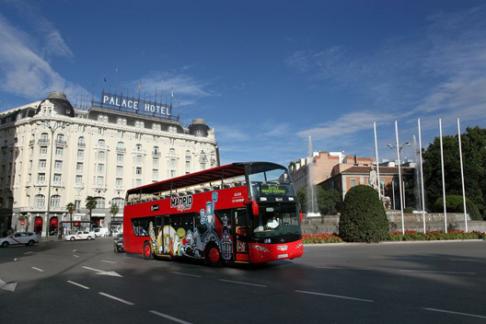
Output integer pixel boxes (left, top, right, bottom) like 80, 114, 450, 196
288, 151, 373, 193
0, 92, 219, 237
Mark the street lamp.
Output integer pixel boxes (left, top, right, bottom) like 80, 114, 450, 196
36, 120, 69, 239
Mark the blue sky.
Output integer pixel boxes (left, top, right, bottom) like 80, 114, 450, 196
1, 0, 486, 165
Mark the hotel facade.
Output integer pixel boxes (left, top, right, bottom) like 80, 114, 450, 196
0, 92, 219, 237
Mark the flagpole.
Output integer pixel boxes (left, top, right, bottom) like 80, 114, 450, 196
457, 118, 468, 232
395, 120, 405, 235
439, 118, 448, 233
418, 118, 426, 234
373, 122, 381, 199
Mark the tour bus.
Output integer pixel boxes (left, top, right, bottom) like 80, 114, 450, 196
123, 162, 303, 265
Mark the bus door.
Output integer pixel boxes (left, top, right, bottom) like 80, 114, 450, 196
153, 216, 164, 256
233, 208, 249, 262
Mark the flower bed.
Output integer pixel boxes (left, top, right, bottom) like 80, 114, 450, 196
302, 230, 485, 244
302, 233, 343, 244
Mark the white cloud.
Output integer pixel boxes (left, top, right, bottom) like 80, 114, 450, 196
288, 5, 486, 146
133, 72, 212, 107
0, 14, 90, 101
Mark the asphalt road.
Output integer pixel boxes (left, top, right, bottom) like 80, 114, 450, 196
0, 239, 485, 324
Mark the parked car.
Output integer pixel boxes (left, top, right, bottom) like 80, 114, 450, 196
64, 231, 95, 241
113, 233, 124, 253
0, 232, 40, 247
93, 227, 109, 238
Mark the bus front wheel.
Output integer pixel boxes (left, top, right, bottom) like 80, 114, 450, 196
143, 242, 153, 259
205, 245, 221, 266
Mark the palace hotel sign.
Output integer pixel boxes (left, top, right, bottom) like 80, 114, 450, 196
98, 91, 174, 119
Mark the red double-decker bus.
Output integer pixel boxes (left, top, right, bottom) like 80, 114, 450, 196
123, 162, 304, 265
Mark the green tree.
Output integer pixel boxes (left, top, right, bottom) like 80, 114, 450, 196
339, 185, 389, 242
423, 127, 486, 219
297, 188, 307, 213
85, 196, 97, 230
433, 195, 482, 220
66, 202, 75, 233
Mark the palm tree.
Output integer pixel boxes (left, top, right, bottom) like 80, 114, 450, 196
66, 202, 75, 233
110, 204, 119, 219
85, 196, 97, 230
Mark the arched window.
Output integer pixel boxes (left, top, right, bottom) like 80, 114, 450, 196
111, 198, 125, 208
35, 194, 45, 208
94, 197, 105, 209
78, 136, 85, 146
50, 195, 61, 208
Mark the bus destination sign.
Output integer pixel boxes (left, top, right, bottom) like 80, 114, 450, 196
260, 184, 288, 196
99, 91, 173, 119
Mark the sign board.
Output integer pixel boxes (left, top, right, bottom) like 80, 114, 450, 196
97, 91, 176, 120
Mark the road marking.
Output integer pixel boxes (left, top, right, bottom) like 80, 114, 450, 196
423, 307, 486, 320
218, 279, 267, 288
101, 260, 116, 264
98, 292, 134, 306
149, 310, 192, 324
82, 266, 122, 277
73, 254, 80, 258
24, 251, 33, 255
67, 280, 90, 290
295, 290, 374, 303
0, 278, 17, 292
31, 267, 44, 272
172, 271, 201, 278
398, 269, 476, 276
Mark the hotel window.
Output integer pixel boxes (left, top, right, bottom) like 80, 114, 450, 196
153, 146, 159, 154
35, 194, 45, 208
40, 133, 48, 141
98, 139, 105, 148
54, 160, 62, 170
55, 147, 63, 156
116, 141, 125, 150
50, 195, 60, 208
135, 178, 142, 186
97, 151, 105, 161
53, 174, 62, 184
350, 178, 357, 187
74, 200, 81, 211
97, 163, 105, 173
78, 136, 85, 146
116, 178, 123, 187
136, 154, 142, 164
170, 169, 176, 178
116, 166, 123, 177
56, 134, 64, 142
152, 169, 159, 180
117, 154, 124, 163
76, 162, 83, 173
136, 167, 142, 175
38, 159, 46, 170
200, 151, 207, 169
37, 173, 45, 184
40, 146, 48, 155
185, 150, 191, 173
95, 197, 105, 209
75, 175, 82, 185
96, 176, 104, 187
77, 149, 84, 160
152, 157, 159, 167
112, 197, 125, 208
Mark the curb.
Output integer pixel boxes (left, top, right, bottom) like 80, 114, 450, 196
304, 239, 485, 247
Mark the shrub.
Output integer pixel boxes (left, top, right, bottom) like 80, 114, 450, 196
387, 230, 485, 241
302, 233, 343, 244
433, 195, 482, 220
339, 185, 389, 242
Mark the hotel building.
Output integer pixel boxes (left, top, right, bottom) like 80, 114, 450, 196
0, 92, 219, 237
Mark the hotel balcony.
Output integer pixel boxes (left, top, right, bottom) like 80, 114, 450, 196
55, 140, 67, 147
38, 139, 49, 146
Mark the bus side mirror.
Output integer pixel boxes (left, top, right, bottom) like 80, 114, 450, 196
251, 200, 259, 217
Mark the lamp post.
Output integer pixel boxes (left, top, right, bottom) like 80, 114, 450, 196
36, 120, 69, 239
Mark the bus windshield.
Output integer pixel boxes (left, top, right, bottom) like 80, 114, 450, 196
252, 203, 301, 242
248, 166, 294, 198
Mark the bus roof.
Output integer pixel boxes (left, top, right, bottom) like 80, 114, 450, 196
126, 161, 285, 195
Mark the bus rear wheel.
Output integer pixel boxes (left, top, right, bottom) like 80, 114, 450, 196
143, 242, 153, 259
205, 245, 221, 266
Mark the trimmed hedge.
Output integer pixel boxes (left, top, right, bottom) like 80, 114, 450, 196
302, 233, 343, 244
339, 185, 389, 242
433, 195, 482, 220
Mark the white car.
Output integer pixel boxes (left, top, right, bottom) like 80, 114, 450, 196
93, 227, 109, 238
64, 231, 95, 241
0, 232, 40, 247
